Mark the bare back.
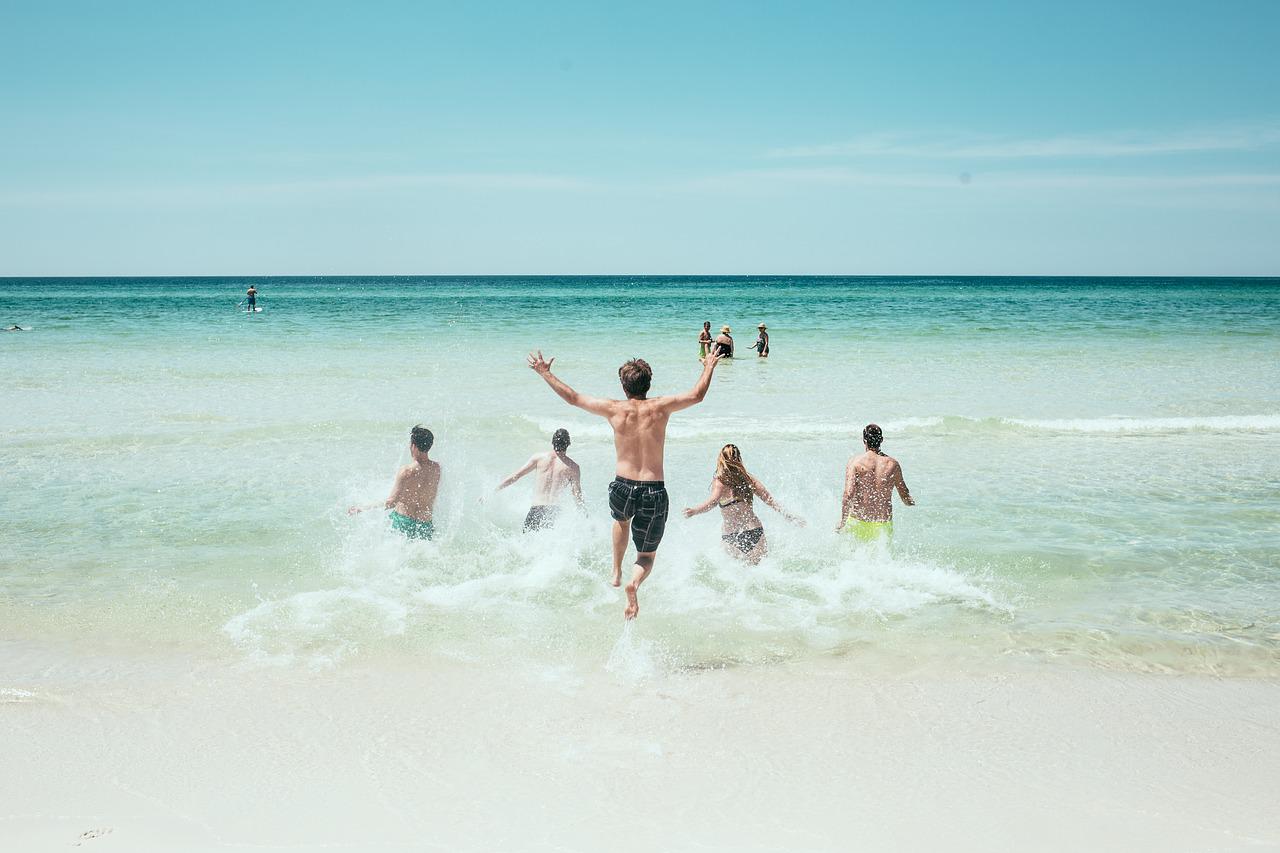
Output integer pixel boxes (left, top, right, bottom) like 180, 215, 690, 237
530, 451, 581, 504
528, 349, 718, 483
390, 460, 441, 521
845, 451, 907, 523
606, 399, 673, 481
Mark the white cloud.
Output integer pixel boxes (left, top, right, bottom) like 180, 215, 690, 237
769, 124, 1280, 160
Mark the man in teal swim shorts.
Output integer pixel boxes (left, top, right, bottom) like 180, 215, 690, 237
838, 423, 914, 539
349, 425, 441, 540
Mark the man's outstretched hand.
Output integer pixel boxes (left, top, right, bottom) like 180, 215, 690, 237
527, 350, 555, 375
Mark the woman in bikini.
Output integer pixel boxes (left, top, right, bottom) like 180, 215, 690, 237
698, 321, 713, 360
683, 444, 804, 564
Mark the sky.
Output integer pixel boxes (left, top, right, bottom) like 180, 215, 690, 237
1, 0, 1278, 275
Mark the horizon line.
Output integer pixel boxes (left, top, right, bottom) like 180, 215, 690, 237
3, 273, 1278, 280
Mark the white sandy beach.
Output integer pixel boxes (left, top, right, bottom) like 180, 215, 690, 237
4, 645, 1278, 853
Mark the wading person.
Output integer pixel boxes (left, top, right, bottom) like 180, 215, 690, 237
527, 349, 721, 619
349, 425, 441, 540
753, 323, 769, 358
838, 423, 914, 540
713, 325, 734, 358
496, 428, 586, 531
683, 444, 803, 564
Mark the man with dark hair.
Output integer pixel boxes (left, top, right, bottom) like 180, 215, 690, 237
838, 422, 914, 540
349, 424, 442, 540
527, 349, 721, 619
496, 428, 585, 531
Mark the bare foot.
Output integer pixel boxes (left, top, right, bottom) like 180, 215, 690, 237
611, 568, 622, 587
624, 583, 639, 620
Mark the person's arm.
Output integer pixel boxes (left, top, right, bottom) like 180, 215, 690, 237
497, 456, 539, 491
752, 477, 804, 526
349, 467, 409, 514
569, 464, 586, 512
659, 352, 720, 413
683, 479, 724, 518
527, 351, 614, 417
837, 459, 856, 530
894, 464, 915, 506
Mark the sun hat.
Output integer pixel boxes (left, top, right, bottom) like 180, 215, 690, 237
720, 325, 732, 334
757, 322, 767, 329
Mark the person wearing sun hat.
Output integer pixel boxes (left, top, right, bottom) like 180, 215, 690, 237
752, 322, 769, 358
713, 325, 735, 358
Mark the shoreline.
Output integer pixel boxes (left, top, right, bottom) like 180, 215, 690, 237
4, 651, 1278, 852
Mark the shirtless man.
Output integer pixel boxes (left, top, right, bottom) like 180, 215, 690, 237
496, 428, 586, 531
838, 423, 914, 540
349, 425, 442, 540
245, 285, 258, 312
528, 350, 721, 619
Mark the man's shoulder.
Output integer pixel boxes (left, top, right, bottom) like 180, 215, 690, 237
639, 395, 679, 412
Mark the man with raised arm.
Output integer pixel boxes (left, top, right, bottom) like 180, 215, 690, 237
838, 423, 915, 540
496, 428, 586, 532
527, 350, 721, 619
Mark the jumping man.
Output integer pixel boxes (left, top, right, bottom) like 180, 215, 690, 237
528, 350, 721, 619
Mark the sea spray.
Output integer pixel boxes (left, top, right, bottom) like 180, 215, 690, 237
605, 621, 662, 682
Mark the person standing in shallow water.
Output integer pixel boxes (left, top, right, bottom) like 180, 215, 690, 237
838, 423, 914, 540
527, 349, 722, 619
714, 325, 734, 358
496, 428, 586, 532
698, 321, 713, 360
684, 444, 804, 564
349, 425, 442, 540
753, 323, 769, 358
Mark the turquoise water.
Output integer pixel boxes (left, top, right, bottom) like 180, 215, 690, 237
2, 277, 1279, 675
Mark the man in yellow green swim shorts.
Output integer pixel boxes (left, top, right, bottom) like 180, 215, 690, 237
838, 423, 914, 540
349, 425, 441, 540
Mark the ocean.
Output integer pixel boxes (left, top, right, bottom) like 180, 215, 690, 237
3, 276, 1278, 678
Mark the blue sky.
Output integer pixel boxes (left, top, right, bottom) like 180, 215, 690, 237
2, 0, 1278, 275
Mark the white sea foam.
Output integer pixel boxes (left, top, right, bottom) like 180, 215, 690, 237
521, 412, 1280, 440
0, 687, 38, 703
1003, 414, 1280, 433
519, 414, 944, 441
221, 504, 1006, 672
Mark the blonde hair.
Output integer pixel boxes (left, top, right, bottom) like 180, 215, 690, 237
715, 444, 755, 503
